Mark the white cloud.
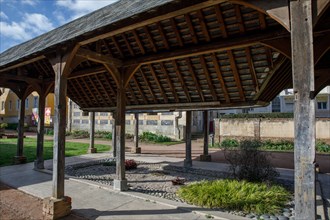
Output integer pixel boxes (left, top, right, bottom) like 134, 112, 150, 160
0, 13, 54, 42
21, 0, 38, 6
56, 0, 118, 20
0, 11, 8, 20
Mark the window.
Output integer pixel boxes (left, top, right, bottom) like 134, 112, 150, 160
272, 97, 281, 112
126, 120, 131, 125
25, 98, 29, 109
100, 120, 108, 124
82, 120, 89, 124
146, 120, 157, 125
317, 102, 327, 110
33, 97, 38, 108
73, 104, 79, 109
161, 120, 173, 126
9, 100, 12, 110
17, 99, 20, 110
99, 112, 108, 116
161, 112, 173, 115
73, 112, 81, 117
1, 101, 4, 110
138, 120, 143, 125
73, 119, 80, 124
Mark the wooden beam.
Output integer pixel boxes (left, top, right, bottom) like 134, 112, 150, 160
0, 74, 43, 84
214, 4, 228, 38
102, 73, 118, 102
227, 50, 245, 101
211, 53, 230, 103
132, 30, 145, 54
68, 66, 106, 79
111, 36, 124, 58
127, 84, 139, 105
104, 64, 120, 86
0, 55, 46, 73
81, 77, 99, 104
94, 74, 113, 105
186, 58, 205, 102
73, 78, 92, 105
184, 110, 192, 168
143, 26, 157, 52
157, 22, 169, 50
88, 75, 104, 103
290, 1, 316, 218
76, 48, 122, 66
170, 18, 183, 47
185, 14, 198, 44
35, 92, 46, 169
235, 5, 245, 33
148, 64, 168, 103
258, 13, 267, 29
121, 33, 135, 56
131, 75, 148, 104
139, 70, 158, 103
172, 60, 191, 102
159, 62, 179, 102
197, 10, 211, 42
199, 56, 218, 101
245, 47, 260, 92
261, 37, 291, 59
68, 80, 88, 106
123, 29, 289, 66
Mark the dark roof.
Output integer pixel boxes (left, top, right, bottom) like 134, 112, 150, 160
0, 0, 174, 67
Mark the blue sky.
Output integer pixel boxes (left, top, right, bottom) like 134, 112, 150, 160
0, 0, 118, 52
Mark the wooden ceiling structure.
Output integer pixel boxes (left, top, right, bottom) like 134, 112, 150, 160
1, 0, 328, 111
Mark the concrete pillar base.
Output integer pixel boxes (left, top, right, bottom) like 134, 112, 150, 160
87, 148, 97, 154
13, 156, 27, 164
131, 147, 141, 154
200, 154, 212, 162
184, 159, 192, 168
43, 196, 71, 220
34, 160, 45, 169
113, 179, 128, 191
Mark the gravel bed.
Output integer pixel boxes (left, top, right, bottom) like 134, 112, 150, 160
65, 158, 295, 220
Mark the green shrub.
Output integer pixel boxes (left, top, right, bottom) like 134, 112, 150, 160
46, 129, 54, 135
71, 130, 89, 138
220, 113, 294, 119
177, 179, 291, 214
6, 123, 18, 130
261, 140, 294, 151
0, 123, 8, 128
95, 131, 112, 139
316, 141, 330, 153
139, 131, 172, 143
220, 139, 239, 148
224, 140, 279, 182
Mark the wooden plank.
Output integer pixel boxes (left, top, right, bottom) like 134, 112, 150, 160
76, 48, 123, 66
172, 60, 191, 102
184, 110, 192, 168
132, 30, 145, 54
16, 97, 25, 157
111, 36, 124, 58
211, 53, 230, 103
203, 110, 209, 155
139, 70, 158, 103
132, 75, 148, 104
143, 26, 157, 52
227, 50, 245, 101
68, 66, 105, 79
159, 62, 179, 102
123, 29, 289, 66
68, 80, 89, 106
170, 18, 183, 47
199, 55, 218, 101
186, 58, 205, 102
89, 112, 95, 150
94, 74, 113, 105
74, 78, 93, 105
101, 39, 113, 56
197, 10, 211, 42
102, 73, 118, 101
127, 84, 139, 104
134, 113, 139, 150
235, 5, 245, 33
81, 77, 99, 104
148, 64, 168, 103
245, 47, 260, 92
290, 1, 316, 219
35, 92, 45, 169
88, 75, 104, 103
185, 14, 198, 44
121, 33, 135, 56
157, 22, 169, 49
214, 4, 228, 38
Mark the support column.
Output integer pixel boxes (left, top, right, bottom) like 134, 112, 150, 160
111, 112, 116, 158
88, 112, 97, 153
132, 113, 141, 153
290, 1, 316, 219
14, 96, 27, 164
43, 53, 72, 220
184, 111, 192, 168
113, 79, 128, 191
200, 110, 211, 161
34, 94, 46, 169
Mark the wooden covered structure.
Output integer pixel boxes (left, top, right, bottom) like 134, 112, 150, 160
0, 0, 329, 219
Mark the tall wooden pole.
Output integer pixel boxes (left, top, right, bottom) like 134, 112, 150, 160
35, 93, 45, 169
290, 0, 316, 219
113, 77, 127, 191
184, 111, 192, 168
88, 112, 97, 153
133, 113, 141, 153
200, 110, 211, 161
112, 112, 116, 157
14, 95, 27, 164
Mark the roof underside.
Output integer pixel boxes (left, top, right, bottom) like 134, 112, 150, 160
0, 0, 329, 111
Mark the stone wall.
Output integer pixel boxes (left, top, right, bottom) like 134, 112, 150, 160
214, 118, 330, 143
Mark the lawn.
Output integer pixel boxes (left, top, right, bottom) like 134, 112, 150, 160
0, 138, 111, 166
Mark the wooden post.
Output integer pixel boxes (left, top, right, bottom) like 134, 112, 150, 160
200, 110, 211, 161
14, 96, 27, 164
132, 113, 141, 153
184, 111, 192, 168
111, 112, 116, 157
88, 112, 97, 153
290, 1, 316, 219
113, 79, 128, 191
34, 93, 45, 169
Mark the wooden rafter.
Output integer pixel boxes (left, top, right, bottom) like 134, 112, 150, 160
259, 13, 267, 29
172, 60, 191, 102
143, 26, 157, 52
139, 69, 158, 103
101, 39, 113, 56
94, 74, 113, 104
127, 84, 139, 105
199, 56, 217, 101
197, 10, 211, 42
73, 78, 92, 105
170, 18, 183, 47
245, 47, 260, 92
68, 80, 88, 106
76, 48, 122, 67
157, 22, 169, 49
88, 75, 104, 102
131, 75, 148, 104
227, 50, 245, 101
121, 33, 135, 56
159, 62, 179, 102
214, 4, 228, 38
185, 14, 198, 44
211, 53, 230, 103
111, 36, 124, 58
185, 58, 205, 102
265, 48, 274, 68
132, 30, 145, 54
235, 5, 245, 33
148, 64, 168, 103
69, 66, 105, 79
91, 75, 110, 105
102, 73, 117, 102
81, 77, 99, 104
